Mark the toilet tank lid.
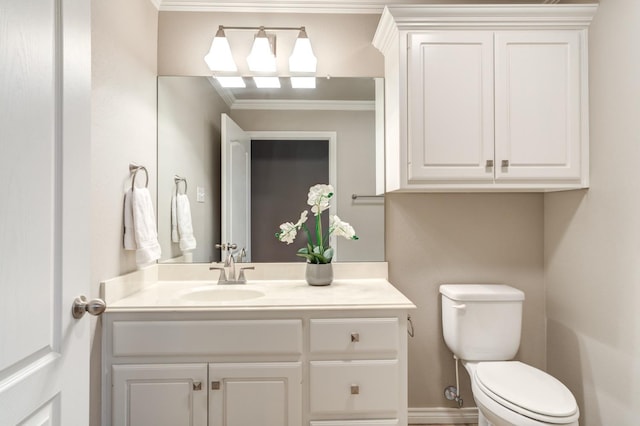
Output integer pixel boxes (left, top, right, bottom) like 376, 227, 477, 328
439, 284, 525, 302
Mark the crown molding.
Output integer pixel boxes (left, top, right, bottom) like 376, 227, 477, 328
381, 4, 598, 28
157, 0, 391, 14
231, 99, 375, 111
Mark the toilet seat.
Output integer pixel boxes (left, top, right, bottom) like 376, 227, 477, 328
474, 361, 579, 424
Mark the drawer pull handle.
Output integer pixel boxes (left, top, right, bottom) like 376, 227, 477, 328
351, 384, 360, 395
350, 332, 360, 343
193, 381, 202, 391
211, 381, 221, 390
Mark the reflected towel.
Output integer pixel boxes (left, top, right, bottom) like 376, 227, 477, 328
171, 195, 179, 243
175, 193, 196, 252
124, 187, 161, 265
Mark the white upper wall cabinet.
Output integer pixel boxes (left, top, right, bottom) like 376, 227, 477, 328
373, 5, 597, 192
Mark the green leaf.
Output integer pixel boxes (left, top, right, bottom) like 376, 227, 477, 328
323, 247, 334, 260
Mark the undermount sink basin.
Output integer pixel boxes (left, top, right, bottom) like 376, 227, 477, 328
179, 286, 265, 302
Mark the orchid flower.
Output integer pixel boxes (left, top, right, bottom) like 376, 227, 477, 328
276, 184, 357, 264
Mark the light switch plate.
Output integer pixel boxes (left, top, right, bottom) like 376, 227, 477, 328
196, 186, 205, 203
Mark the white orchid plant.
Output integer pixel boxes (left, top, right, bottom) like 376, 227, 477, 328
275, 184, 358, 264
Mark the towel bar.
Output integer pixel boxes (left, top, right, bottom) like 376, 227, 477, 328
129, 163, 149, 190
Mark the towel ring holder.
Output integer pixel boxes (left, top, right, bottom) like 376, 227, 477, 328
129, 163, 149, 190
174, 175, 188, 196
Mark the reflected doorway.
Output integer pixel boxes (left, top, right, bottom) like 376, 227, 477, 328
251, 139, 329, 262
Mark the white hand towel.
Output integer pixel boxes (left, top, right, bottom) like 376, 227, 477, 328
176, 193, 197, 252
123, 189, 136, 250
130, 187, 162, 265
171, 195, 179, 243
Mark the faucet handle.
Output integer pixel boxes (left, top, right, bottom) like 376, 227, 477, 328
209, 266, 228, 284
237, 266, 254, 283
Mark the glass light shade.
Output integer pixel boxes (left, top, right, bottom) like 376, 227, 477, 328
215, 76, 246, 88
204, 32, 237, 72
247, 31, 276, 72
253, 76, 281, 88
290, 76, 316, 89
289, 35, 317, 73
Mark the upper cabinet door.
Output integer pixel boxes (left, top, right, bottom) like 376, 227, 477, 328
407, 31, 495, 182
494, 31, 583, 182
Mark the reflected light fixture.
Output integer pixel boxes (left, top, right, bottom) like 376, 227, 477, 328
204, 25, 318, 89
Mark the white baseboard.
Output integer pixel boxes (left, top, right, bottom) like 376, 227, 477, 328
408, 407, 479, 424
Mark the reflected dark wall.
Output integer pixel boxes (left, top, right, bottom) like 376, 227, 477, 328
251, 139, 329, 262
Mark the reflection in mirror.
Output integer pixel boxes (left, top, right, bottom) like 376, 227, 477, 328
157, 76, 384, 264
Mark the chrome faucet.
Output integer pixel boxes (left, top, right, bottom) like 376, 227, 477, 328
210, 244, 253, 284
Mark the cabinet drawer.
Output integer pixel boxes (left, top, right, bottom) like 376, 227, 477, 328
309, 360, 399, 415
112, 320, 302, 357
309, 318, 398, 355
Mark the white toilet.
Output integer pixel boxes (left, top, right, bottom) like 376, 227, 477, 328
440, 284, 580, 426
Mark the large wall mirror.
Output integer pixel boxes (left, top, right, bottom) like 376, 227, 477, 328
157, 76, 384, 264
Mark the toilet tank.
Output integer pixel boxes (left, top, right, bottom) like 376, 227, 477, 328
440, 284, 525, 361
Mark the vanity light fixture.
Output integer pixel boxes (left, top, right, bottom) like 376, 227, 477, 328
289, 27, 317, 73
204, 26, 237, 72
204, 25, 317, 88
246, 27, 277, 73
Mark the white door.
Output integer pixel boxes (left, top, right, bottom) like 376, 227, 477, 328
494, 30, 582, 182
0, 0, 91, 424
407, 31, 495, 182
221, 114, 251, 261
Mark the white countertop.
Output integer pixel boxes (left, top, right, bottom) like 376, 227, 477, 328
107, 279, 415, 312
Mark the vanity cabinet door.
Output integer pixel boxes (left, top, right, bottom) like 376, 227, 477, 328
209, 362, 302, 426
407, 31, 495, 183
112, 363, 208, 426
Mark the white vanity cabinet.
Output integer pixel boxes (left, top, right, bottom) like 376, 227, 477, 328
103, 310, 409, 426
373, 5, 597, 192
104, 317, 304, 426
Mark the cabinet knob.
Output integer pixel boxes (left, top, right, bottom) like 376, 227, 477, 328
350, 332, 360, 343
192, 381, 202, 391
350, 384, 360, 395
501, 159, 510, 168
486, 159, 494, 168
211, 381, 221, 390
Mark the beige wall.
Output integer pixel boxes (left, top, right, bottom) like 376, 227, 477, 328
545, 0, 640, 424
386, 193, 546, 407
90, 0, 158, 424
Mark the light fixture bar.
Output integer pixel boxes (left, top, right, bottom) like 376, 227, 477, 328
205, 24, 317, 87
217, 25, 306, 32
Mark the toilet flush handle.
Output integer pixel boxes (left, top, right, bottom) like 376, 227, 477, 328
452, 304, 466, 311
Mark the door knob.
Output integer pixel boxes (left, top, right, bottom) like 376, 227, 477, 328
72, 295, 106, 319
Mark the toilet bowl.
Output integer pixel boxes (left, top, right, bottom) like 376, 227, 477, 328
440, 284, 580, 426
464, 361, 579, 426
